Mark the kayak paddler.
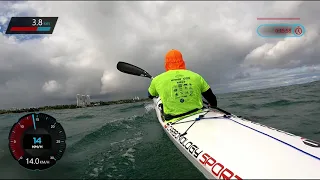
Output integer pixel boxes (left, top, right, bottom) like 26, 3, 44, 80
148, 49, 218, 123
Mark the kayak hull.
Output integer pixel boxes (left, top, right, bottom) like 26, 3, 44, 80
153, 98, 320, 179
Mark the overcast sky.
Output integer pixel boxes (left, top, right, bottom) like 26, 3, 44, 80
0, 1, 320, 109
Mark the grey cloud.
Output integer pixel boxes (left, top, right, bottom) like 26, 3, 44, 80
0, 1, 320, 109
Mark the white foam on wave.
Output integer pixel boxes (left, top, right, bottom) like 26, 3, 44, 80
88, 155, 107, 177
128, 115, 138, 121
110, 138, 126, 146
144, 103, 155, 113
110, 131, 143, 147
121, 148, 136, 163
87, 145, 138, 178
125, 124, 132, 129
89, 165, 103, 177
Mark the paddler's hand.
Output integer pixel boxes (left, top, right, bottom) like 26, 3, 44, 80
148, 92, 157, 99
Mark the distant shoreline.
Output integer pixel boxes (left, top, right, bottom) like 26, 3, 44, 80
0, 98, 151, 115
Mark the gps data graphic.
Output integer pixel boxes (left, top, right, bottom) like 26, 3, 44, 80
8, 113, 66, 170
6, 17, 58, 34
256, 17, 305, 38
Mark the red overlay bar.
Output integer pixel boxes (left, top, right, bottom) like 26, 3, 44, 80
10, 26, 38, 32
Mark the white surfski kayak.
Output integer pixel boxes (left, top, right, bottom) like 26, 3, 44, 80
153, 97, 320, 179
115, 61, 320, 179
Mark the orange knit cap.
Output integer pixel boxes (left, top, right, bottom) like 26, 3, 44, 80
165, 49, 186, 71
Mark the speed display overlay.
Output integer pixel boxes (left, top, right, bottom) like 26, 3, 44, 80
6, 17, 58, 34
8, 113, 66, 170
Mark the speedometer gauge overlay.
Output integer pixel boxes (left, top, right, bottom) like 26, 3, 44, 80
8, 113, 66, 170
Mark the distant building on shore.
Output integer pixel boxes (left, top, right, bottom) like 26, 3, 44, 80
76, 94, 80, 106
76, 94, 91, 107
133, 96, 140, 100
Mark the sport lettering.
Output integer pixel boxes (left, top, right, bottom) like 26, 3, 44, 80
207, 157, 217, 166
219, 168, 234, 179
199, 153, 242, 180
212, 163, 224, 176
199, 153, 210, 164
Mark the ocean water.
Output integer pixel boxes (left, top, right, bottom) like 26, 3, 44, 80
0, 80, 319, 179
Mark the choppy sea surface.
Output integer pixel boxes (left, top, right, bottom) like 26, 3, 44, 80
0, 80, 319, 179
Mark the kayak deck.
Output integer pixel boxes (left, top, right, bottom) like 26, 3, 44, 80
154, 98, 320, 179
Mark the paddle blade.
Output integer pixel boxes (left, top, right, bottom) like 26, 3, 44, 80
117, 61, 152, 79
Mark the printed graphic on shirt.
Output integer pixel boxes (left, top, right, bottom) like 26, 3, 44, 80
171, 75, 193, 103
